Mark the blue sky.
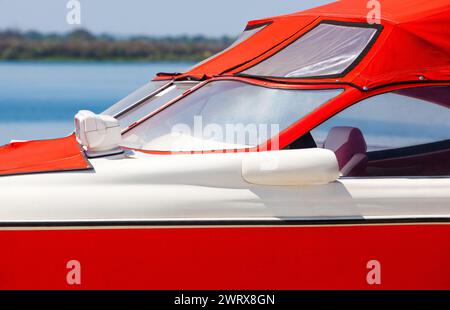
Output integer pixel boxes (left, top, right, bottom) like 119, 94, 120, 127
0, 0, 334, 36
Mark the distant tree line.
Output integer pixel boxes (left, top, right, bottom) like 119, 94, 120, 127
0, 29, 235, 61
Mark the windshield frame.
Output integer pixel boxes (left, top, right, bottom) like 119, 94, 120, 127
121, 77, 349, 153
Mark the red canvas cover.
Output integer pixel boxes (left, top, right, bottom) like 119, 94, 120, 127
171, 0, 450, 90
186, 15, 318, 77
0, 134, 92, 176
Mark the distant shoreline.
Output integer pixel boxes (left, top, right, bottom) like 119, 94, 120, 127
0, 29, 233, 61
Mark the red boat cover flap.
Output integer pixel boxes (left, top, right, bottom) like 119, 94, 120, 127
0, 134, 92, 177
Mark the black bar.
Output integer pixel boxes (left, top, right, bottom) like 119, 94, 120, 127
0, 291, 449, 306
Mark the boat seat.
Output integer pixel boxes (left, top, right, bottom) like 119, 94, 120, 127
323, 126, 367, 177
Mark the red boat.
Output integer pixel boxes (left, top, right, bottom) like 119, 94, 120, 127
0, 0, 449, 290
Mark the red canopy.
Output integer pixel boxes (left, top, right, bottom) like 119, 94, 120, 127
172, 0, 450, 90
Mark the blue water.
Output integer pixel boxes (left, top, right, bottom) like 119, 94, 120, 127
0, 61, 192, 145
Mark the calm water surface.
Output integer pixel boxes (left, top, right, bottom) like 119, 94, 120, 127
0, 61, 191, 145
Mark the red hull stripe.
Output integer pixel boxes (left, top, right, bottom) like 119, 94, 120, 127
1, 224, 449, 290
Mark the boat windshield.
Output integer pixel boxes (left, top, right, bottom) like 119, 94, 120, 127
110, 81, 199, 129
121, 80, 343, 151
102, 80, 169, 117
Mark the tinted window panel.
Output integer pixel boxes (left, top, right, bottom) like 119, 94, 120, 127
311, 86, 450, 177
312, 87, 450, 151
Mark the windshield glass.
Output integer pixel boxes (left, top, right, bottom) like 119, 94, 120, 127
121, 80, 343, 151
102, 80, 168, 117
116, 81, 199, 129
